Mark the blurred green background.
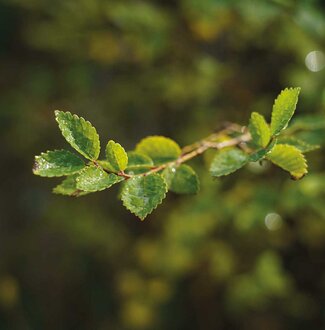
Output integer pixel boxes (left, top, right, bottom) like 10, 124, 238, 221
1, 0, 325, 329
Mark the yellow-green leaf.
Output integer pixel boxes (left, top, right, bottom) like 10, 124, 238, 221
135, 136, 181, 165
249, 112, 271, 147
105, 140, 128, 172
267, 144, 307, 180
270, 87, 301, 136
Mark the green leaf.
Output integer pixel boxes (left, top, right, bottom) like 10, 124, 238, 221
105, 140, 128, 172
135, 136, 181, 165
210, 148, 249, 177
33, 149, 85, 177
121, 173, 167, 220
267, 144, 307, 180
125, 151, 154, 175
277, 136, 320, 153
162, 164, 199, 194
295, 130, 325, 146
270, 87, 301, 136
127, 152, 153, 167
55, 110, 100, 160
248, 112, 271, 147
76, 165, 124, 192
53, 174, 89, 196
249, 139, 277, 162
96, 160, 114, 171
288, 114, 325, 132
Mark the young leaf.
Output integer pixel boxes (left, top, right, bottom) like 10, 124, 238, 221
135, 136, 181, 165
210, 148, 248, 177
249, 112, 271, 147
121, 173, 167, 220
76, 165, 124, 192
53, 174, 89, 196
162, 164, 199, 194
270, 87, 301, 136
33, 149, 85, 177
55, 111, 100, 160
125, 151, 154, 174
105, 140, 128, 172
267, 144, 307, 180
277, 136, 320, 153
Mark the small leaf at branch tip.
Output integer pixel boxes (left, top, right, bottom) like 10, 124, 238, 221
105, 140, 128, 172
270, 87, 301, 136
249, 112, 271, 148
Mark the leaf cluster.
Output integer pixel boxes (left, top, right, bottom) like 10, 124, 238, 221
33, 88, 319, 220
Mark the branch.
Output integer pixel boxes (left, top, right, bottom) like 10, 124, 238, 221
142, 130, 250, 177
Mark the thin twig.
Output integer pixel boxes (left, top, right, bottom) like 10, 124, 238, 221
91, 124, 251, 181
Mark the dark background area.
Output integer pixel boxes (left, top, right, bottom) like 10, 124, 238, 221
0, 0, 325, 329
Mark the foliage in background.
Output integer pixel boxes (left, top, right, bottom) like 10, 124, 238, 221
1, 0, 325, 329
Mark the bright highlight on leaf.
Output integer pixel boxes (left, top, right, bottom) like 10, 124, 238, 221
210, 148, 249, 177
76, 166, 124, 192
270, 87, 301, 136
249, 112, 270, 147
55, 111, 100, 160
135, 136, 181, 165
105, 140, 128, 172
121, 174, 167, 220
162, 164, 199, 194
267, 144, 307, 180
33, 149, 85, 177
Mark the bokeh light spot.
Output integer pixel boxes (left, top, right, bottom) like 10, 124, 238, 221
305, 51, 325, 72
264, 212, 282, 231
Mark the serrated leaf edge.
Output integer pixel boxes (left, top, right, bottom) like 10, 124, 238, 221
76, 166, 124, 192
33, 149, 85, 177
266, 143, 308, 180
209, 149, 249, 177
55, 110, 101, 160
105, 140, 128, 172
270, 87, 301, 136
121, 174, 168, 221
